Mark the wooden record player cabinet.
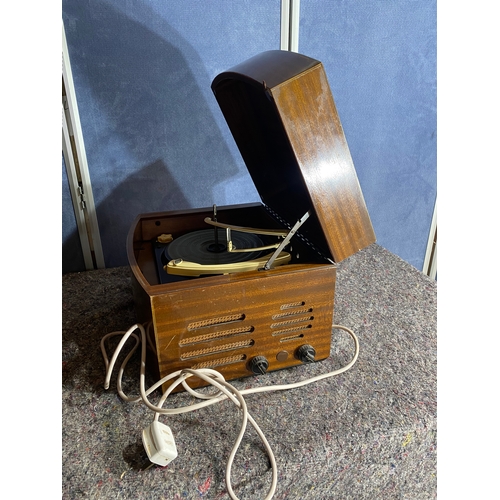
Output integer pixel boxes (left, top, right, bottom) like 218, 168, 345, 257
127, 50, 375, 391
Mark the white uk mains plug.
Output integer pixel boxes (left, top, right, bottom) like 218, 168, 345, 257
142, 421, 178, 466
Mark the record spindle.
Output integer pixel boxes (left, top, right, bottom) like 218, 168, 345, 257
208, 204, 225, 253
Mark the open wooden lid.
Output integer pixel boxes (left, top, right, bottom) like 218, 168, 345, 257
211, 50, 376, 263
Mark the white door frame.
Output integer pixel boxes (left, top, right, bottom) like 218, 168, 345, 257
423, 198, 437, 279
281, 0, 300, 51
62, 21, 105, 270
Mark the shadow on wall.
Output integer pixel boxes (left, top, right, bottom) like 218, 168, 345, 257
63, 159, 190, 273
62, 0, 256, 272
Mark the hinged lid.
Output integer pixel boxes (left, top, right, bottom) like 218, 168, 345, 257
211, 50, 376, 263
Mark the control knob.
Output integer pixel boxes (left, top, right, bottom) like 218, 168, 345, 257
248, 356, 269, 375
296, 344, 316, 363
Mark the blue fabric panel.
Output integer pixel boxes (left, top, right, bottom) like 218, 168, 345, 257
62, 0, 280, 268
299, 0, 437, 270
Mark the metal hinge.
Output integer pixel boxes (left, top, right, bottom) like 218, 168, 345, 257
77, 185, 86, 210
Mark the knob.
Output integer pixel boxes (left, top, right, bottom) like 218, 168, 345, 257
248, 356, 269, 375
296, 345, 316, 363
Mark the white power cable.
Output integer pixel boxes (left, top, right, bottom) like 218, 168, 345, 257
101, 323, 359, 500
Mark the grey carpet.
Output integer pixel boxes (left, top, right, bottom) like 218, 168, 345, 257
62, 243, 436, 499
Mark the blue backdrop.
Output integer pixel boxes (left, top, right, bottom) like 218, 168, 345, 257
300, 0, 436, 269
62, 0, 436, 272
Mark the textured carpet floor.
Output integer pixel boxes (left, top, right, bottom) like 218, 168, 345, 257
62, 243, 436, 499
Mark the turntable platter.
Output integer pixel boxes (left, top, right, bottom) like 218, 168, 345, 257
165, 229, 265, 265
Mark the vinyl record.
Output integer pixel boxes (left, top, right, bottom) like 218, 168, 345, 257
164, 229, 265, 265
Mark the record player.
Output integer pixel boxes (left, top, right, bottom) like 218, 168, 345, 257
127, 50, 375, 392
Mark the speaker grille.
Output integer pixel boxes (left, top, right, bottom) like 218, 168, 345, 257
191, 354, 247, 370
187, 314, 245, 330
271, 316, 314, 329
179, 325, 254, 346
279, 333, 305, 343
272, 323, 312, 337
280, 301, 306, 310
271, 300, 315, 336
272, 307, 313, 320
180, 339, 254, 360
